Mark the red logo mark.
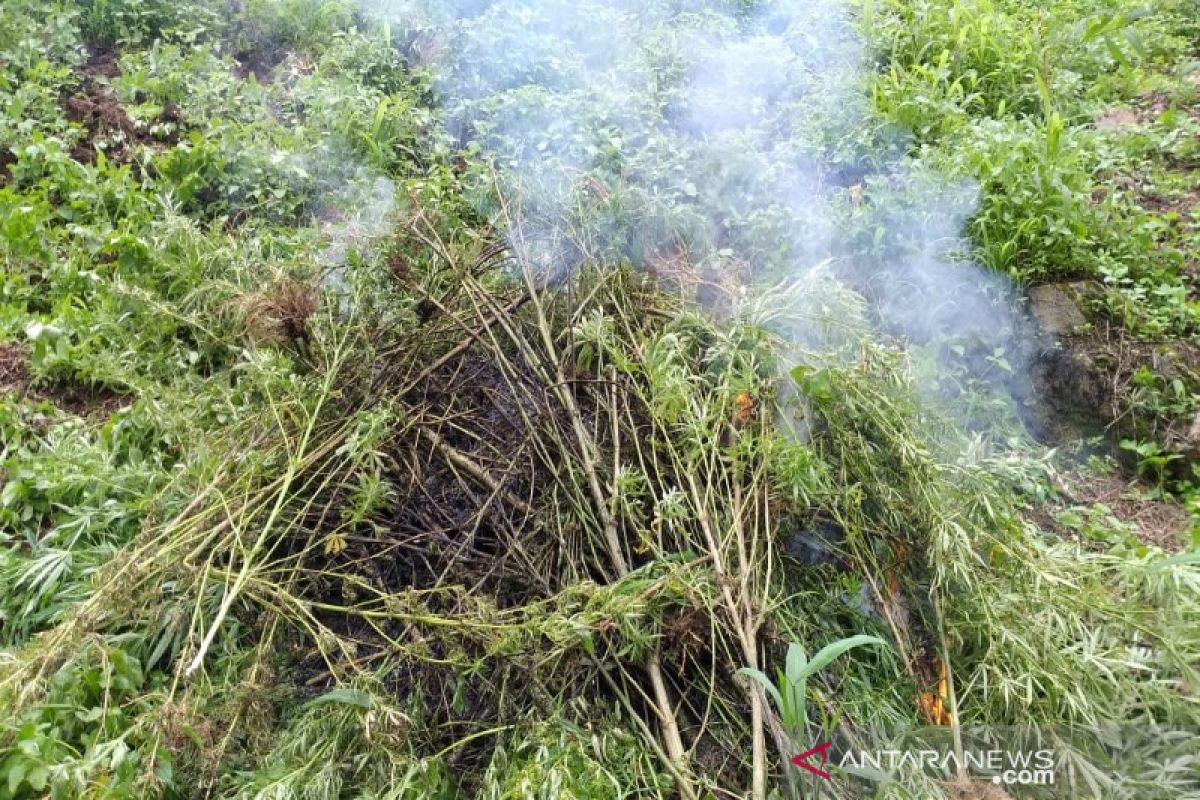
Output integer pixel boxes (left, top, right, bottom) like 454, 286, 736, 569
792, 741, 833, 780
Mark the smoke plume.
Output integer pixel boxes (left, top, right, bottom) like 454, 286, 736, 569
365, 0, 1026, 391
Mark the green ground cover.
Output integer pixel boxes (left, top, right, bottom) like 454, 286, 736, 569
0, 0, 1197, 797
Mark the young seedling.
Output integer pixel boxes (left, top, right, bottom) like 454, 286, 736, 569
739, 635, 888, 756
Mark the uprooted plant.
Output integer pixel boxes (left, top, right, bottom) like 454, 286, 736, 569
5, 188, 1197, 797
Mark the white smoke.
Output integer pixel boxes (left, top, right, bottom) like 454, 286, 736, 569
363, 0, 1026, 391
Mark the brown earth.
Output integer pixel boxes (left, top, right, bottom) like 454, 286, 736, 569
1094, 106, 1139, 131
1030, 467, 1192, 552
64, 46, 185, 165
0, 340, 131, 419
947, 777, 1013, 800
0, 147, 15, 187
65, 85, 144, 163
1027, 281, 1200, 462
0, 341, 30, 394
42, 382, 133, 419
1026, 281, 1197, 549
233, 46, 286, 84
1088, 172, 1200, 229
1067, 98, 1200, 457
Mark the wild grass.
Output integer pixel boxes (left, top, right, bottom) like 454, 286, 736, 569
2, 0, 1199, 798
9, 206, 1196, 796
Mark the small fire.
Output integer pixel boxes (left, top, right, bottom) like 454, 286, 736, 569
919, 658, 955, 726
734, 391, 757, 426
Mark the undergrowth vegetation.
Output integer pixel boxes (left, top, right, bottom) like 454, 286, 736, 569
0, 0, 1197, 798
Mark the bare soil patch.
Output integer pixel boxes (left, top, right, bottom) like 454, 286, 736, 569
40, 381, 133, 419
1033, 468, 1192, 551
85, 43, 120, 79
65, 84, 144, 163
1140, 188, 1200, 219
947, 777, 1013, 800
1027, 281, 1200, 462
0, 341, 131, 418
1136, 89, 1200, 123
1089, 172, 1200, 222
64, 46, 184, 165
0, 147, 14, 187
233, 46, 287, 84
0, 342, 31, 394
1095, 106, 1139, 131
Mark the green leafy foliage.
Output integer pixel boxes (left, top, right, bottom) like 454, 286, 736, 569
740, 636, 888, 744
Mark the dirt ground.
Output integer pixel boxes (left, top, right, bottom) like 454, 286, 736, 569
1025, 282, 1195, 550
64, 46, 184, 164
1027, 282, 1200, 459
0, 342, 30, 394
0, 340, 131, 418
1029, 467, 1192, 551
